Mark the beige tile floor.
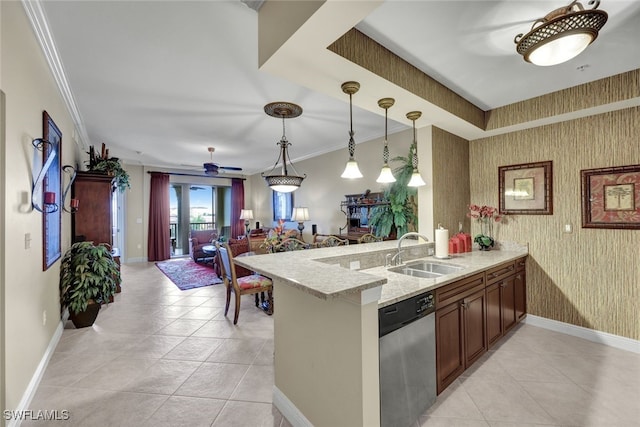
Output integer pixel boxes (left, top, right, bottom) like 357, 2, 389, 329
26, 262, 639, 427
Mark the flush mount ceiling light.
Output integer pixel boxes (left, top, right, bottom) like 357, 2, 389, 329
340, 81, 363, 179
406, 111, 426, 188
376, 98, 396, 184
262, 102, 306, 193
514, 0, 608, 66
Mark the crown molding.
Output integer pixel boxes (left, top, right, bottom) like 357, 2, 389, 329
21, 0, 90, 151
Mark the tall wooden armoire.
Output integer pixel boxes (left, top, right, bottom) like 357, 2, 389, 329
71, 172, 114, 246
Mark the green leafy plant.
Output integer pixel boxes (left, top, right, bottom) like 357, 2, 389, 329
369, 149, 418, 238
86, 144, 130, 193
60, 241, 120, 314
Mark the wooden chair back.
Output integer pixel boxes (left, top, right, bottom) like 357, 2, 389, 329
357, 233, 382, 244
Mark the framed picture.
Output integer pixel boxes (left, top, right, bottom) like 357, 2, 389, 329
273, 191, 293, 221
581, 164, 640, 229
43, 111, 62, 270
499, 161, 553, 215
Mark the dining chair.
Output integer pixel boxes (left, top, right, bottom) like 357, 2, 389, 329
314, 234, 349, 248
215, 242, 273, 325
357, 233, 382, 244
272, 237, 312, 252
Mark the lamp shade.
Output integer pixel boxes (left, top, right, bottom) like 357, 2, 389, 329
515, 0, 607, 66
407, 170, 426, 187
341, 160, 363, 179
239, 209, 254, 220
291, 207, 310, 222
376, 165, 396, 183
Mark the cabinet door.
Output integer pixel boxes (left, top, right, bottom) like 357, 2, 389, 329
502, 276, 517, 333
72, 173, 114, 246
515, 270, 527, 322
436, 302, 464, 394
463, 288, 487, 368
486, 282, 502, 347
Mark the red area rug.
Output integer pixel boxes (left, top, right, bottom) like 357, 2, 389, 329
156, 258, 222, 290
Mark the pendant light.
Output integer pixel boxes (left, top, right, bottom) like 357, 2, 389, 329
376, 98, 396, 184
340, 81, 363, 179
406, 111, 426, 188
514, 0, 607, 66
262, 102, 306, 193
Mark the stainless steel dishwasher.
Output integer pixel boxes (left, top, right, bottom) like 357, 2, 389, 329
379, 291, 436, 427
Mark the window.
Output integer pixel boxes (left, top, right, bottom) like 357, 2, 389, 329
273, 191, 294, 221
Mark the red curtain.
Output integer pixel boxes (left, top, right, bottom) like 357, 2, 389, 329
231, 178, 245, 239
148, 173, 171, 262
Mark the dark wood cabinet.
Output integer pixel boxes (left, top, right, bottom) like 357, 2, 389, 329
72, 172, 114, 246
463, 287, 487, 367
435, 300, 464, 394
435, 272, 486, 394
486, 259, 525, 348
515, 257, 527, 322
436, 257, 527, 394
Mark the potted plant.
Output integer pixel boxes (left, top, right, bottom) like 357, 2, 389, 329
60, 241, 121, 328
369, 149, 418, 238
467, 204, 503, 250
86, 143, 130, 193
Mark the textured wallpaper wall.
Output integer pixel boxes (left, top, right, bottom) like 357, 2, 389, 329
470, 107, 640, 340
432, 127, 471, 236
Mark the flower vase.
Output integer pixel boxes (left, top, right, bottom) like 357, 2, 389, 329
476, 219, 494, 250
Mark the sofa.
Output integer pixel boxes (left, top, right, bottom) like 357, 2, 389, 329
189, 229, 218, 262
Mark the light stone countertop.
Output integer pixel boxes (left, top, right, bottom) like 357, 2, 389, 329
233, 239, 528, 306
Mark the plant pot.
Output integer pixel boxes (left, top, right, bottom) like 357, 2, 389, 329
69, 303, 101, 328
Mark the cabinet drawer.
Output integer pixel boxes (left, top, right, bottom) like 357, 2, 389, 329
435, 272, 485, 309
515, 256, 527, 272
486, 261, 516, 285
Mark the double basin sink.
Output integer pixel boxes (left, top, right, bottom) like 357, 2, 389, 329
388, 260, 464, 279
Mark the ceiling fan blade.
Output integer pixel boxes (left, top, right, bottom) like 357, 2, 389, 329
218, 165, 243, 171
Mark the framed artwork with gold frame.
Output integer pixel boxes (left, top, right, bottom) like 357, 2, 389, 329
499, 161, 553, 215
581, 164, 640, 229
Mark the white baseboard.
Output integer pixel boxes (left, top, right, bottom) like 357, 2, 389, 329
273, 386, 313, 427
524, 315, 640, 354
8, 320, 64, 427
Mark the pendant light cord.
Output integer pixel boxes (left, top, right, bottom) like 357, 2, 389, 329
348, 93, 356, 159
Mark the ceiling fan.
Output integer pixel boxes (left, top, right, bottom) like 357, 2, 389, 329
194, 147, 242, 175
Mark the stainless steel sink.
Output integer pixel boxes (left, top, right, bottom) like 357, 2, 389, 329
387, 266, 442, 279
404, 261, 464, 275
388, 261, 464, 279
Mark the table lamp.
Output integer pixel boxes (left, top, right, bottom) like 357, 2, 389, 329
239, 209, 254, 236
291, 207, 310, 241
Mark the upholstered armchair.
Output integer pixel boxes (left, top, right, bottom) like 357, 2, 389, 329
189, 229, 218, 262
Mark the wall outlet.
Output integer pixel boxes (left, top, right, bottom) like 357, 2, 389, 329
350, 260, 360, 270
137, 243, 142, 249
564, 224, 573, 233
25, 233, 31, 249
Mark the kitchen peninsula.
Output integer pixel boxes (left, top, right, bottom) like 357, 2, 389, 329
235, 240, 528, 427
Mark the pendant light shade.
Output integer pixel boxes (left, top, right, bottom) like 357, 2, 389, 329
514, 0, 608, 66
406, 111, 426, 188
376, 98, 396, 184
262, 102, 306, 193
340, 81, 363, 179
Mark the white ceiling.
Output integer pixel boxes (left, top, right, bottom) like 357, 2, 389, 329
38, 0, 640, 176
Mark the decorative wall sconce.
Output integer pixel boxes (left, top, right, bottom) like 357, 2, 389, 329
31, 138, 58, 213
62, 165, 79, 213
239, 209, 254, 236
341, 81, 363, 179
376, 97, 396, 184
514, 0, 608, 66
